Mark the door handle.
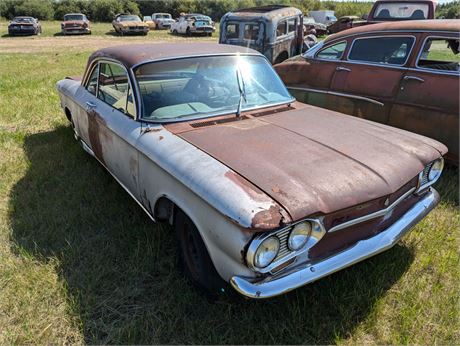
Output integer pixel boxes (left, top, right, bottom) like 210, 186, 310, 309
403, 75, 425, 83
85, 101, 96, 112
336, 66, 351, 72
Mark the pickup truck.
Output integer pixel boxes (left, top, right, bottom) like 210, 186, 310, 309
328, 0, 436, 33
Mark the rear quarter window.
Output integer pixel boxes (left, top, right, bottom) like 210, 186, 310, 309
348, 36, 415, 66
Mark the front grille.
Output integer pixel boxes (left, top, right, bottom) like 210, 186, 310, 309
274, 228, 291, 262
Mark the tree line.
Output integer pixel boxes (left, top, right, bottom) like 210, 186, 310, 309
1, 0, 458, 22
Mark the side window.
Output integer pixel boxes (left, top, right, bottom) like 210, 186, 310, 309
348, 36, 415, 65
417, 37, 460, 73
226, 23, 239, 39
244, 23, 259, 40
287, 18, 296, 34
86, 64, 99, 96
98, 62, 136, 118
276, 20, 287, 37
316, 41, 347, 60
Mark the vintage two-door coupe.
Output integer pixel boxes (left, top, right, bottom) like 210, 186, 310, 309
112, 14, 149, 36
57, 43, 446, 299
275, 20, 459, 164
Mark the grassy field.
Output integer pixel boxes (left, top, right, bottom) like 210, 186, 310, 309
0, 26, 459, 345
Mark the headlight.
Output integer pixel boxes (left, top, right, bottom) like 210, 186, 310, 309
254, 236, 279, 268
288, 222, 312, 251
428, 158, 444, 182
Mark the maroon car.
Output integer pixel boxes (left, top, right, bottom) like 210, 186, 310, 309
275, 20, 459, 164
61, 13, 91, 35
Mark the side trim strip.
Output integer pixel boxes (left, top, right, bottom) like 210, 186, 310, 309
328, 187, 416, 233
288, 86, 385, 107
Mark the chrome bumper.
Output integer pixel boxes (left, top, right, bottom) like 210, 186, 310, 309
230, 188, 439, 299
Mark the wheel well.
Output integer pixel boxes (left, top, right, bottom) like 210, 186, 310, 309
274, 51, 289, 64
64, 107, 72, 123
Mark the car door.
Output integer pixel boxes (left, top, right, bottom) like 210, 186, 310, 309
392, 34, 459, 162
328, 34, 416, 124
285, 40, 347, 108
78, 60, 141, 198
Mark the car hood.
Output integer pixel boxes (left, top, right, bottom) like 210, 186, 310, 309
118, 21, 148, 27
175, 104, 446, 221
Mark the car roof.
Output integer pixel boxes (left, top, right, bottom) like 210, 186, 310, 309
326, 19, 460, 43
88, 43, 262, 69
65, 13, 85, 16
225, 5, 302, 20
13, 16, 34, 19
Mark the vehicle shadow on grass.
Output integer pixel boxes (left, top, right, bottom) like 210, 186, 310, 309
8, 125, 428, 344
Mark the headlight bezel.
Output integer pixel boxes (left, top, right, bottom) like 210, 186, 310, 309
246, 218, 326, 273
287, 221, 312, 251
416, 157, 444, 193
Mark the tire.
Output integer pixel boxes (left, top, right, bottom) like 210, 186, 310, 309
186, 27, 191, 36
172, 29, 178, 35
174, 209, 227, 299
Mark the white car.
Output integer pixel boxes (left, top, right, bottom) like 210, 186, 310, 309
170, 13, 215, 36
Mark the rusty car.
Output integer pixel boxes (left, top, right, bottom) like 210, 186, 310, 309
56, 43, 447, 299
275, 20, 459, 164
329, 0, 437, 34
61, 13, 91, 35
219, 5, 304, 64
142, 15, 156, 30
8, 16, 41, 36
112, 14, 149, 36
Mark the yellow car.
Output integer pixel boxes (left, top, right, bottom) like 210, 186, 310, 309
143, 16, 156, 30
112, 14, 149, 35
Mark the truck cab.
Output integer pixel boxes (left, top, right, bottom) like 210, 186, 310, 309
367, 0, 436, 22
219, 5, 303, 64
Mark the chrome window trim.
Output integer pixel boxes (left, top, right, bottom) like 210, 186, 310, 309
288, 86, 384, 107
346, 34, 417, 67
414, 35, 460, 75
86, 58, 138, 119
246, 218, 326, 274
328, 186, 416, 234
314, 40, 348, 61
84, 62, 100, 97
324, 29, 456, 46
131, 53, 295, 123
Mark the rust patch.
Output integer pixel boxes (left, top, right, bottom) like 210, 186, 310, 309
87, 110, 106, 165
251, 205, 283, 229
159, 135, 164, 141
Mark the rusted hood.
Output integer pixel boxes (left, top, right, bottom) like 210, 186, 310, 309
63, 20, 86, 25
177, 104, 447, 221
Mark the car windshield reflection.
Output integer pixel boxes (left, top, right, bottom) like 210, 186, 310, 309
134, 55, 294, 122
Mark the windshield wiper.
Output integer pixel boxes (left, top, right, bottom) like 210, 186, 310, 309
235, 67, 247, 118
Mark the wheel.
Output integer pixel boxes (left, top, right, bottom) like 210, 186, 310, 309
207, 33, 212, 37
172, 29, 178, 35
186, 27, 191, 36
174, 209, 226, 298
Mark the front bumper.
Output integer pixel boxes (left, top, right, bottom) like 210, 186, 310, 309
8, 28, 36, 35
63, 27, 90, 34
191, 26, 215, 33
231, 188, 439, 299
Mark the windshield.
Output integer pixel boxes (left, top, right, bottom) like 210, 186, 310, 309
135, 55, 293, 122
120, 15, 141, 22
374, 3, 429, 20
144, 16, 152, 20
64, 14, 84, 21
156, 14, 171, 19
13, 17, 34, 23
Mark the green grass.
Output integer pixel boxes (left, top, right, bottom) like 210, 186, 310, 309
0, 19, 219, 40
0, 48, 459, 344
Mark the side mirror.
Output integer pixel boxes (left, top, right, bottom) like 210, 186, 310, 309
362, 14, 368, 20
